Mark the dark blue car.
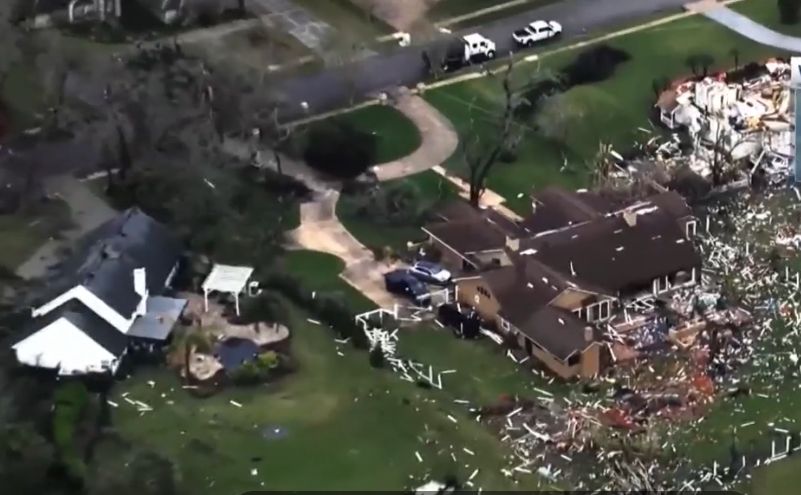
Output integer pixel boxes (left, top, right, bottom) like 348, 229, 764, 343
384, 269, 431, 305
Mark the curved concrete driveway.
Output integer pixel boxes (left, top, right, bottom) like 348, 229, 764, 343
689, 0, 801, 52
372, 90, 458, 181
286, 93, 455, 307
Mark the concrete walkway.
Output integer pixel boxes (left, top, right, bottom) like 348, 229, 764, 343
373, 90, 459, 181
687, 0, 801, 52
286, 190, 401, 307
16, 175, 116, 280
284, 92, 462, 307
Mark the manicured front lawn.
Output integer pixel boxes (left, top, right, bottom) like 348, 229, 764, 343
112, 306, 536, 492
336, 104, 422, 165
280, 249, 375, 312
337, 170, 457, 253
423, 0, 789, 213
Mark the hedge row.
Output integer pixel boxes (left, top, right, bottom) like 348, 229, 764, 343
263, 273, 370, 349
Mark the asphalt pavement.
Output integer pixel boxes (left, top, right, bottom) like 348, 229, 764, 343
274, 0, 691, 122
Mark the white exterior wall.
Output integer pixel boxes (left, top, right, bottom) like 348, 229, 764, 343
31, 285, 141, 333
12, 318, 121, 375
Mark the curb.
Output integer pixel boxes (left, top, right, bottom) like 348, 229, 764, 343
283, 0, 745, 128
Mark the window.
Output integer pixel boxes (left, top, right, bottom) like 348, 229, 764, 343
686, 220, 697, 238
587, 304, 599, 322
500, 318, 511, 332
599, 300, 610, 321
653, 276, 670, 294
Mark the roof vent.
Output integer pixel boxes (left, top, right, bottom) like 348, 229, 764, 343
102, 244, 121, 259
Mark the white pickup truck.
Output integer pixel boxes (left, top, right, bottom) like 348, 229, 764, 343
512, 20, 562, 47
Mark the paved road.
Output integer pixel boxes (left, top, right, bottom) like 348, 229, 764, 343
273, 0, 691, 121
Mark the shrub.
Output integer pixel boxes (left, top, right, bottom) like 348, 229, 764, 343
303, 122, 377, 179
264, 275, 369, 349
562, 45, 631, 86
369, 345, 385, 368
229, 351, 281, 385
778, 0, 801, 24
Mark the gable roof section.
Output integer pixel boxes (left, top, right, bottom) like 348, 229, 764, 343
523, 208, 700, 292
40, 208, 181, 319
14, 300, 128, 357
646, 190, 693, 219
521, 187, 617, 235
481, 260, 565, 325
425, 201, 525, 256
507, 305, 597, 361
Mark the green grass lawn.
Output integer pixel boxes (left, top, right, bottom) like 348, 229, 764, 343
112, 306, 540, 492
0, 200, 72, 271
280, 250, 375, 312
337, 104, 422, 165
423, 0, 790, 213
398, 324, 570, 404
337, 170, 456, 253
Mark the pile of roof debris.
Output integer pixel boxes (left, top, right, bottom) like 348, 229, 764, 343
465, 187, 801, 491
649, 59, 793, 188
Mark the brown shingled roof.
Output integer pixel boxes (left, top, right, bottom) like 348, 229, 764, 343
425, 201, 525, 255
523, 208, 700, 293
521, 187, 617, 235
508, 306, 598, 361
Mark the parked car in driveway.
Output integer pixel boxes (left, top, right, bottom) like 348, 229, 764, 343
513, 20, 562, 47
409, 261, 452, 285
384, 269, 431, 305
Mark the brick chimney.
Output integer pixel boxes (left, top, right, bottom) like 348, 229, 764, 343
623, 209, 637, 227
506, 236, 520, 252
133, 267, 147, 297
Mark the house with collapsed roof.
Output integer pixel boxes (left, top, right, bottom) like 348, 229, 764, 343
11, 208, 186, 376
423, 187, 701, 379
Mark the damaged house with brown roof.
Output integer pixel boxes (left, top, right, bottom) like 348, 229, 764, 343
422, 187, 701, 379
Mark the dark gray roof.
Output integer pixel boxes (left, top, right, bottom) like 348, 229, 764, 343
15, 300, 128, 357
127, 296, 187, 341
41, 208, 181, 319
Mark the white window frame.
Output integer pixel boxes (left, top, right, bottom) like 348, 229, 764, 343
599, 300, 611, 321
653, 275, 670, 295
583, 299, 612, 323
685, 220, 697, 238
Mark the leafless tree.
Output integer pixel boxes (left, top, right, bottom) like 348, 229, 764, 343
700, 116, 746, 187
461, 57, 545, 206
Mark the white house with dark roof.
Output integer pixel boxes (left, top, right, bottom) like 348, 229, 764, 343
12, 207, 186, 376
